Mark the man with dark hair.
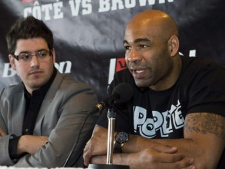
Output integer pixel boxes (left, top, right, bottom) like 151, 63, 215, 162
84, 10, 225, 169
0, 15, 98, 167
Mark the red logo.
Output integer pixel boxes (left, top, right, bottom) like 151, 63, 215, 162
108, 58, 127, 84
22, 0, 35, 3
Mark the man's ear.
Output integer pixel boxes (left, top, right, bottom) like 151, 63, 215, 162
168, 35, 179, 57
8, 54, 16, 70
52, 48, 56, 63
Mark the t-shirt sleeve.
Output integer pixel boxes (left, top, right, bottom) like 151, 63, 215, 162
187, 64, 225, 116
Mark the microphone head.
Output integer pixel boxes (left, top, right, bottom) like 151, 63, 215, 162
111, 83, 133, 104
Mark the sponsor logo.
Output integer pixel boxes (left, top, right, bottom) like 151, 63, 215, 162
22, 0, 35, 3
108, 57, 126, 84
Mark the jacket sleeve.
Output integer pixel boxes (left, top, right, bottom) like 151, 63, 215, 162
0, 87, 15, 166
13, 81, 98, 167
0, 134, 14, 165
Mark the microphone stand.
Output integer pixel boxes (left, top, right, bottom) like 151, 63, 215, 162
88, 108, 130, 169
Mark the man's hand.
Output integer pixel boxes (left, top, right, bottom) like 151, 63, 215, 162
83, 125, 194, 168
91, 148, 195, 169
83, 125, 108, 166
17, 135, 48, 154
83, 125, 179, 166
0, 128, 6, 136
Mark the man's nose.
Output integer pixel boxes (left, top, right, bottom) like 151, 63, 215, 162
126, 48, 142, 63
30, 55, 40, 67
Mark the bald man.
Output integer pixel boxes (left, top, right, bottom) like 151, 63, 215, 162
83, 10, 225, 169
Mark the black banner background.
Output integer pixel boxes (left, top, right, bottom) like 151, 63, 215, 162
0, 0, 225, 100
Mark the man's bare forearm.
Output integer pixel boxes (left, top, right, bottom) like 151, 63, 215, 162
122, 113, 225, 169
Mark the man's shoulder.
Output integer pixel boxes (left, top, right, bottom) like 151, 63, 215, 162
0, 83, 23, 99
56, 73, 95, 96
62, 73, 92, 88
181, 56, 225, 69
1, 83, 23, 93
181, 56, 225, 77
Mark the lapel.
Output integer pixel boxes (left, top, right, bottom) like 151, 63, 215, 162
11, 84, 25, 135
34, 71, 64, 135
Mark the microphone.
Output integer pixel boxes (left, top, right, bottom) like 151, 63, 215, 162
89, 83, 133, 114
87, 83, 133, 169
63, 83, 133, 167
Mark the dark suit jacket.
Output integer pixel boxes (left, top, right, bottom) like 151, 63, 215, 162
0, 71, 98, 167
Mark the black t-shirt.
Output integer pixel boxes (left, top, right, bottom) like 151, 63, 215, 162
97, 56, 225, 168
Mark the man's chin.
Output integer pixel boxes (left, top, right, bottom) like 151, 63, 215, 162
28, 80, 46, 89
134, 80, 150, 88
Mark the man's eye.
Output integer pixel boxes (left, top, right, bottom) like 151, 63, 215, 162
38, 51, 47, 58
140, 45, 147, 48
124, 46, 131, 50
19, 54, 30, 60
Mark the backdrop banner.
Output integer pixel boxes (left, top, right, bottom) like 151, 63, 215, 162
0, 0, 225, 100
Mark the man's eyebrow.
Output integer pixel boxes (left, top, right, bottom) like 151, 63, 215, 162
17, 49, 47, 54
123, 40, 128, 44
123, 38, 151, 45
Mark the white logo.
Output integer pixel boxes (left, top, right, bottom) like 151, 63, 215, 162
133, 100, 184, 138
